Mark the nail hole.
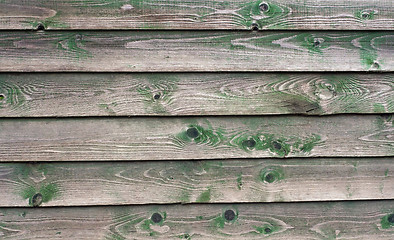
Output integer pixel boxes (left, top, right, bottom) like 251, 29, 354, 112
36, 23, 45, 31
264, 173, 275, 183
264, 227, 272, 234
186, 127, 199, 138
151, 213, 163, 223
32, 193, 43, 207
243, 139, 256, 149
259, 2, 269, 12
153, 93, 161, 100
0, 94, 5, 100
224, 209, 236, 221
251, 23, 259, 31
388, 214, 394, 223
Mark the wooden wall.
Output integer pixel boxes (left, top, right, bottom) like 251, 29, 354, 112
0, 0, 393, 239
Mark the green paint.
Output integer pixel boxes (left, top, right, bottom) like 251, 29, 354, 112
56, 33, 92, 60
260, 166, 285, 183
373, 103, 386, 113
177, 233, 192, 240
236, 174, 243, 190
13, 164, 59, 206
381, 214, 394, 229
0, 95, 4, 100
196, 187, 211, 203
294, 33, 329, 55
385, 169, 389, 177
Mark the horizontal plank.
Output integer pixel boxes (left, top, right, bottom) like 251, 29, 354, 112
0, 73, 392, 117
0, 31, 392, 72
0, 201, 393, 239
0, 115, 392, 161
0, 0, 393, 30
0, 158, 392, 207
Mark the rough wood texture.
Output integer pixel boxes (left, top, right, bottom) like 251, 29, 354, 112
0, 0, 393, 30
0, 115, 392, 161
0, 31, 392, 72
0, 73, 392, 117
0, 201, 393, 239
0, 158, 392, 207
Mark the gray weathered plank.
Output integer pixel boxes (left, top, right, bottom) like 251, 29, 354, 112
0, 31, 392, 72
0, 0, 393, 30
0, 115, 392, 161
0, 73, 392, 117
0, 158, 392, 207
0, 201, 393, 239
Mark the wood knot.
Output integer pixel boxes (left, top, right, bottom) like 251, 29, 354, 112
36, 23, 45, 31
224, 209, 236, 221
242, 139, 256, 149
151, 213, 163, 223
153, 93, 161, 100
251, 23, 259, 31
264, 227, 272, 234
264, 172, 275, 183
32, 193, 43, 207
186, 127, 199, 138
272, 141, 282, 150
0, 94, 5, 100
259, 2, 270, 12
372, 61, 380, 69
388, 214, 394, 223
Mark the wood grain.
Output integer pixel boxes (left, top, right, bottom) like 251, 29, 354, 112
0, 0, 393, 30
0, 115, 392, 161
0, 201, 393, 239
0, 31, 392, 72
0, 73, 392, 117
0, 158, 392, 207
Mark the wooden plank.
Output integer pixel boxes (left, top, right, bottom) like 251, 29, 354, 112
0, 73, 392, 117
0, 158, 392, 207
0, 31, 392, 72
0, 201, 393, 239
0, 115, 392, 161
0, 0, 393, 30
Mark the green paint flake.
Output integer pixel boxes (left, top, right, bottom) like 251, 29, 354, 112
196, 187, 211, 203
385, 169, 389, 177
39, 183, 59, 203
381, 214, 394, 229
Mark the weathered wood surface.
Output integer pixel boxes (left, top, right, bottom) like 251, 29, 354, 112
0, 31, 392, 72
0, 201, 393, 239
0, 73, 392, 117
0, 0, 393, 30
0, 115, 392, 161
0, 158, 392, 207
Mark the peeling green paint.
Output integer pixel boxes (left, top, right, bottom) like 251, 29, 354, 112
253, 223, 280, 235
236, 174, 243, 190
196, 187, 212, 203
56, 33, 92, 59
